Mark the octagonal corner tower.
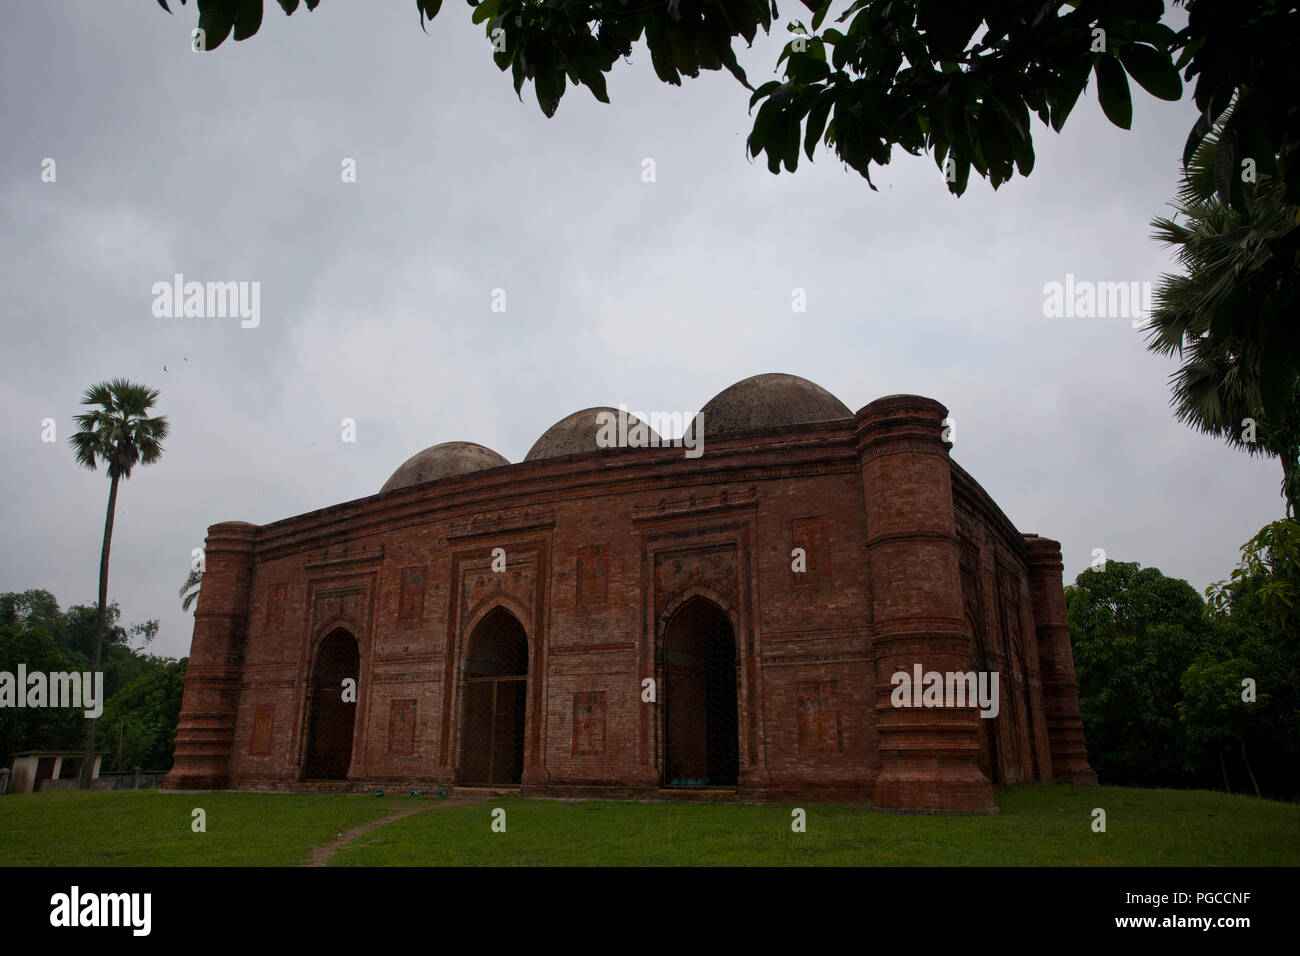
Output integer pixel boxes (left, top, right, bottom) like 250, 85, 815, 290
165, 373, 1095, 808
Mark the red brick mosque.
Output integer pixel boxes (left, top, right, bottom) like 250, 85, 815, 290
163, 373, 1096, 811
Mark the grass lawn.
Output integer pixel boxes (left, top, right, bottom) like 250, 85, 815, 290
331, 786, 1300, 866
0, 785, 1295, 866
0, 789, 423, 866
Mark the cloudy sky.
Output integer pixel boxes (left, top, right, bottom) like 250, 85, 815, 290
0, 3, 1282, 659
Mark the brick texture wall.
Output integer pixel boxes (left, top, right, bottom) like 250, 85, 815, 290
164, 397, 1095, 809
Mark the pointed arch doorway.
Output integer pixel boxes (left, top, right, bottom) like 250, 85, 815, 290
663, 596, 740, 788
460, 607, 529, 786
303, 628, 360, 780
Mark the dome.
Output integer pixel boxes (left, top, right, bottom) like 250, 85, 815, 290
380, 441, 510, 494
690, 373, 852, 439
525, 407, 661, 462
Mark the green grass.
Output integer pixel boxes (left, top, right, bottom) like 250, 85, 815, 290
0, 790, 423, 866
330, 786, 1300, 866
1, 786, 1296, 866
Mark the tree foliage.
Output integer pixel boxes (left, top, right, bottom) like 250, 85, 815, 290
1068, 550, 1300, 799
1066, 560, 1219, 787
68, 378, 168, 787
1146, 110, 1300, 514
1206, 518, 1300, 628
0, 591, 180, 771
0, 590, 159, 701
180, 567, 202, 614
0, 624, 85, 768
98, 659, 189, 772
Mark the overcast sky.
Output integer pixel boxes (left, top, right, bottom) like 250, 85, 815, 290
0, 3, 1282, 659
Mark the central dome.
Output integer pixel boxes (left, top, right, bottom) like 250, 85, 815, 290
380, 441, 509, 494
690, 373, 852, 439
525, 406, 661, 461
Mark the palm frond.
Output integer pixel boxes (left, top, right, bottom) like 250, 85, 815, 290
67, 379, 169, 478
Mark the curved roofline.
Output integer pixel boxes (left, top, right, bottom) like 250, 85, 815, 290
949, 458, 1029, 562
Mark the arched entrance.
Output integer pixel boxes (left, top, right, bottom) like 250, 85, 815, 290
663, 597, 739, 788
460, 607, 529, 786
303, 628, 360, 780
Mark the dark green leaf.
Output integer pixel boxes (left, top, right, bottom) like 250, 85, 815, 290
1095, 55, 1133, 130
784, 110, 801, 171
577, 63, 610, 104
418, 0, 443, 29
749, 97, 781, 156
471, 0, 500, 25
649, 39, 682, 86
811, 0, 832, 32
1048, 60, 1090, 133
535, 65, 565, 118
233, 0, 262, 41
804, 94, 832, 159
787, 55, 830, 84
1117, 42, 1181, 101
749, 80, 782, 110
196, 0, 236, 50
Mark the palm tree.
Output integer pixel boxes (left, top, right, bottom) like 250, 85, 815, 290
68, 379, 168, 788
180, 566, 202, 613
1145, 109, 1300, 515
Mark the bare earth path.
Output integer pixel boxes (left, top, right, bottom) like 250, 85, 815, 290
300, 793, 494, 867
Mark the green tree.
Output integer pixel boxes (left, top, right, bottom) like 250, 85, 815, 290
1197, 520, 1300, 799
68, 380, 168, 789
97, 659, 189, 772
1145, 112, 1300, 514
1066, 560, 1221, 787
0, 625, 84, 767
1178, 654, 1263, 795
0, 589, 67, 643
1206, 518, 1300, 628
1, 591, 162, 697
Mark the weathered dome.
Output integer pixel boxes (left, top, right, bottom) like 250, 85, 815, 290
690, 373, 852, 439
380, 441, 510, 494
525, 407, 661, 462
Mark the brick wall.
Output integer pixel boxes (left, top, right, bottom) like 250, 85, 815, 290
165, 398, 1094, 809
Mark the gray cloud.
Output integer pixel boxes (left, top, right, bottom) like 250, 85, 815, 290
0, 4, 1282, 658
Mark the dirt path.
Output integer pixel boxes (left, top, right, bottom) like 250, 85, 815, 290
301, 793, 494, 867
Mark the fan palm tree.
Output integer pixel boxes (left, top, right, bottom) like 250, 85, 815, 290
68, 379, 168, 788
180, 566, 202, 613
1145, 109, 1300, 515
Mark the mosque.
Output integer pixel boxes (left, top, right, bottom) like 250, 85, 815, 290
163, 373, 1095, 810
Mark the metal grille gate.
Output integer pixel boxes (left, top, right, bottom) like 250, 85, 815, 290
460, 607, 529, 786
663, 598, 740, 788
304, 629, 360, 780
461, 677, 527, 785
